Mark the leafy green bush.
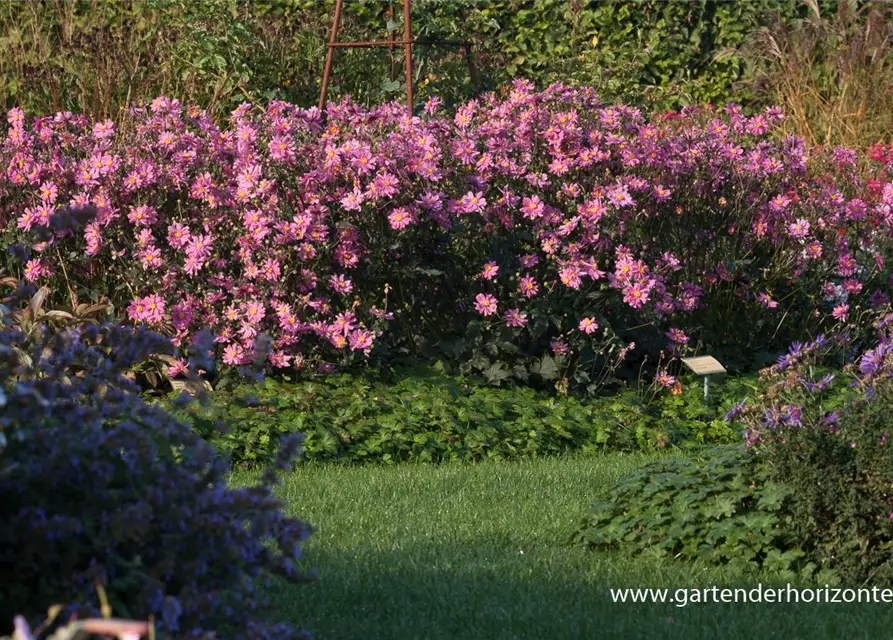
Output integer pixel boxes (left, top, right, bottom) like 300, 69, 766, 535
0, 0, 806, 119
572, 446, 834, 581
0, 0, 320, 120
285, 0, 779, 110
171, 364, 744, 465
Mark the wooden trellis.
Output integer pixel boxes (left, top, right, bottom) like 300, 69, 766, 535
318, 0, 477, 111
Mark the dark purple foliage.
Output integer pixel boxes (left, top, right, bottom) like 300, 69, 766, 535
0, 307, 312, 638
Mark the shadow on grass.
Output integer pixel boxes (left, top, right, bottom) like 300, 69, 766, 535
270, 541, 893, 640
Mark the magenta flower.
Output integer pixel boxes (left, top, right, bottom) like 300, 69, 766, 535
92, 119, 115, 139
504, 308, 528, 328
170, 303, 194, 331
459, 191, 486, 214
518, 254, 539, 268
654, 370, 676, 388
222, 343, 248, 366
329, 274, 353, 295
128, 204, 158, 227
666, 328, 689, 344
481, 261, 499, 280
167, 359, 187, 378
838, 254, 858, 276
473, 293, 498, 316
38, 181, 57, 204
519, 275, 539, 298
843, 279, 863, 295
328, 332, 349, 349
652, 185, 671, 202
623, 284, 649, 309
349, 329, 375, 354
340, 189, 365, 211
23, 258, 53, 282
127, 295, 165, 326
578, 317, 599, 334
167, 222, 192, 249
768, 194, 790, 212
388, 207, 415, 230
244, 301, 266, 325
269, 351, 292, 368
550, 339, 569, 356
520, 195, 544, 220
832, 304, 849, 322
607, 184, 634, 208
787, 218, 810, 239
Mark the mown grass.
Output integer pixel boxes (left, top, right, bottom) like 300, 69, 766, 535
238, 454, 893, 639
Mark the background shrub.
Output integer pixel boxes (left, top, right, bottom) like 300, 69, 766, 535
0, 296, 312, 638
0, 1, 840, 121
0, 0, 299, 121
312, 0, 798, 111
734, 0, 893, 148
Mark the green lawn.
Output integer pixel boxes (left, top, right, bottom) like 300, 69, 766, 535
248, 455, 893, 639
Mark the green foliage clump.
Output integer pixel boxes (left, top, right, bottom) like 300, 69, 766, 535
0, 0, 321, 120
252, 0, 804, 111
572, 446, 834, 581
171, 365, 743, 466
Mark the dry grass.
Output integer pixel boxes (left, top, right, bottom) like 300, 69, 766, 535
731, 0, 893, 148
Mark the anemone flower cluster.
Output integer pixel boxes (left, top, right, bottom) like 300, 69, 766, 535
2, 82, 892, 382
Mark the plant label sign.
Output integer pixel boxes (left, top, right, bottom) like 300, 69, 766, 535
681, 355, 726, 404
681, 356, 726, 376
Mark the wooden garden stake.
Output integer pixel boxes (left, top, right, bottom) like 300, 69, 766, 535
318, 0, 477, 113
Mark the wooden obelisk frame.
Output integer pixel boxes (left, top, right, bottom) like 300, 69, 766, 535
318, 0, 477, 112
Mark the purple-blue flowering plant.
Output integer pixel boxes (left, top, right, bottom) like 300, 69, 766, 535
0, 286, 313, 638
729, 309, 893, 583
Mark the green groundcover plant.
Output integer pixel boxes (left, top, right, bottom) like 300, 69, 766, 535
169, 363, 749, 466
571, 445, 827, 581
